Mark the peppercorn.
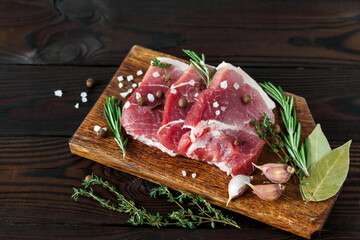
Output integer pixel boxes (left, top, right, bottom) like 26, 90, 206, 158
85, 175, 92, 181
137, 97, 145, 106
96, 128, 106, 138
195, 85, 201, 91
234, 140, 240, 146
156, 90, 164, 99
178, 98, 188, 108
274, 124, 281, 134
86, 78, 95, 88
242, 95, 252, 104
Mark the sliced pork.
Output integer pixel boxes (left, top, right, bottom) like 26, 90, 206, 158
178, 62, 275, 176
121, 57, 188, 156
157, 65, 206, 151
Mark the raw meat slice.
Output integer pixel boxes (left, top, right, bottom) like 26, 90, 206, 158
178, 62, 275, 176
121, 57, 188, 156
157, 65, 206, 151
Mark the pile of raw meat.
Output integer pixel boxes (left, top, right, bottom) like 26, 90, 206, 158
121, 57, 275, 176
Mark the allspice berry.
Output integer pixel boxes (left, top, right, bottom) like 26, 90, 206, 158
156, 90, 164, 99
274, 124, 281, 134
234, 140, 240, 146
85, 175, 92, 181
96, 128, 107, 138
178, 98, 188, 108
242, 95, 252, 104
86, 78, 95, 88
137, 97, 145, 106
195, 85, 201, 91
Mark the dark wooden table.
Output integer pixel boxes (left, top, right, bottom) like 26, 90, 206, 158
0, 1, 359, 239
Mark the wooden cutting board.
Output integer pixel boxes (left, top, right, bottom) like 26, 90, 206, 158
69, 45, 338, 239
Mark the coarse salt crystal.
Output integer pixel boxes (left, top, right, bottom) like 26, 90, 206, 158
147, 93, 155, 102
221, 106, 227, 111
220, 80, 228, 89
189, 79, 195, 86
233, 83, 240, 90
181, 170, 187, 177
138, 82, 141, 87
54, 90, 63, 97
74, 103, 79, 109
213, 101, 219, 108
93, 125, 101, 132
127, 88, 133, 93
102, 127, 107, 131
191, 173, 197, 178
80, 92, 87, 97
170, 88, 177, 94
127, 75, 134, 81
152, 71, 160, 78
132, 83, 137, 88
136, 70, 143, 76
81, 97, 88, 103
215, 110, 220, 116
118, 83, 124, 88
194, 93, 199, 98
117, 76, 124, 81
123, 101, 130, 109
135, 92, 141, 99
120, 92, 130, 98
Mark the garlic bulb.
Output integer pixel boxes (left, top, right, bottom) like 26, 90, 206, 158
227, 174, 252, 206
247, 183, 285, 201
252, 163, 295, 183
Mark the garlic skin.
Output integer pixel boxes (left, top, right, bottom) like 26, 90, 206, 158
247, 183, 285, 201
252, 163, 295, 184
227, 174, 252, 206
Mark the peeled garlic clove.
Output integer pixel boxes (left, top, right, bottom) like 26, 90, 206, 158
247, 183, 285, 201
227, 174, 252, 206
252, 163, 295, 184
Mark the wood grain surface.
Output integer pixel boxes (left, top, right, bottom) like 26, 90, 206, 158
1, 1, 359, 239
69, 45, 339, 239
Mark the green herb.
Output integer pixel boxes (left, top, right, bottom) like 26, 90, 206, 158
152, 57, 172, 86
260, 82, 309, 177
104, 96, 128, 159
300, 140, 351, 201
183, 49, 216, 87
72, 173, 240, 229
305, 124, 331, 168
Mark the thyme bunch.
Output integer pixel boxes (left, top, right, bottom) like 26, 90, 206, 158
183, 49, 216, 87
104, 96, 128, 159
72, 174, 240, 229
259, 82, 309, 176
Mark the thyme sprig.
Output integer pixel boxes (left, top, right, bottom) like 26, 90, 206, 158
183, 49, 216, 87
260, 82, 309, 176
72, 174, 240, 229
104, 96, 128, 159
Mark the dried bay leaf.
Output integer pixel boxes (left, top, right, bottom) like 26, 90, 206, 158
301, 140, 351, 201
306, 124, 331, 168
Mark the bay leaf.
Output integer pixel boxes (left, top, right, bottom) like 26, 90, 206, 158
300, 140, 351, 201
306, 124, 331, 168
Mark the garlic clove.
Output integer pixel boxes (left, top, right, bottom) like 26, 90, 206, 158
227, 174, 252, 206
252, 163, 295, 184
247, 183, 285, 201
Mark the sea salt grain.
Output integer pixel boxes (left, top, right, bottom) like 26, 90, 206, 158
74, 103, 79, 109
233, 83, 240, 90
213, 101, 219, 108
215, 110, 221, 116
135, 92, 141, 99
81, 97, 88, 103
194, 93, 199, 98
138, 82, 141, 87
118, 82, 124, 88
123, 101, 130, 109
127, 88, 133, 93
54, 90, 63, 97
191, 173, 197, 178
117, 76, 124, 81
170, 88, 177, 94
136, 70, 143, 76
127, 75, 134, 81
189, 79, 195, 86
181, 170, 187, 177
152, 71, 160, 78
93, 125, 101, 132
120, 92, 130, 98
220, 80, 228, 89
221, 106, 227, 111
80, 92, 87, 97
132, 83, 137, 88
147, 93, 155, 102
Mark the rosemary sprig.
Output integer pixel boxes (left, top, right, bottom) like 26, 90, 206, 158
183, 49, 216, 87
72, 174, 240, 229
104, 96, 128, 159
259, 82, 309, 176
152, 57, 172, 86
